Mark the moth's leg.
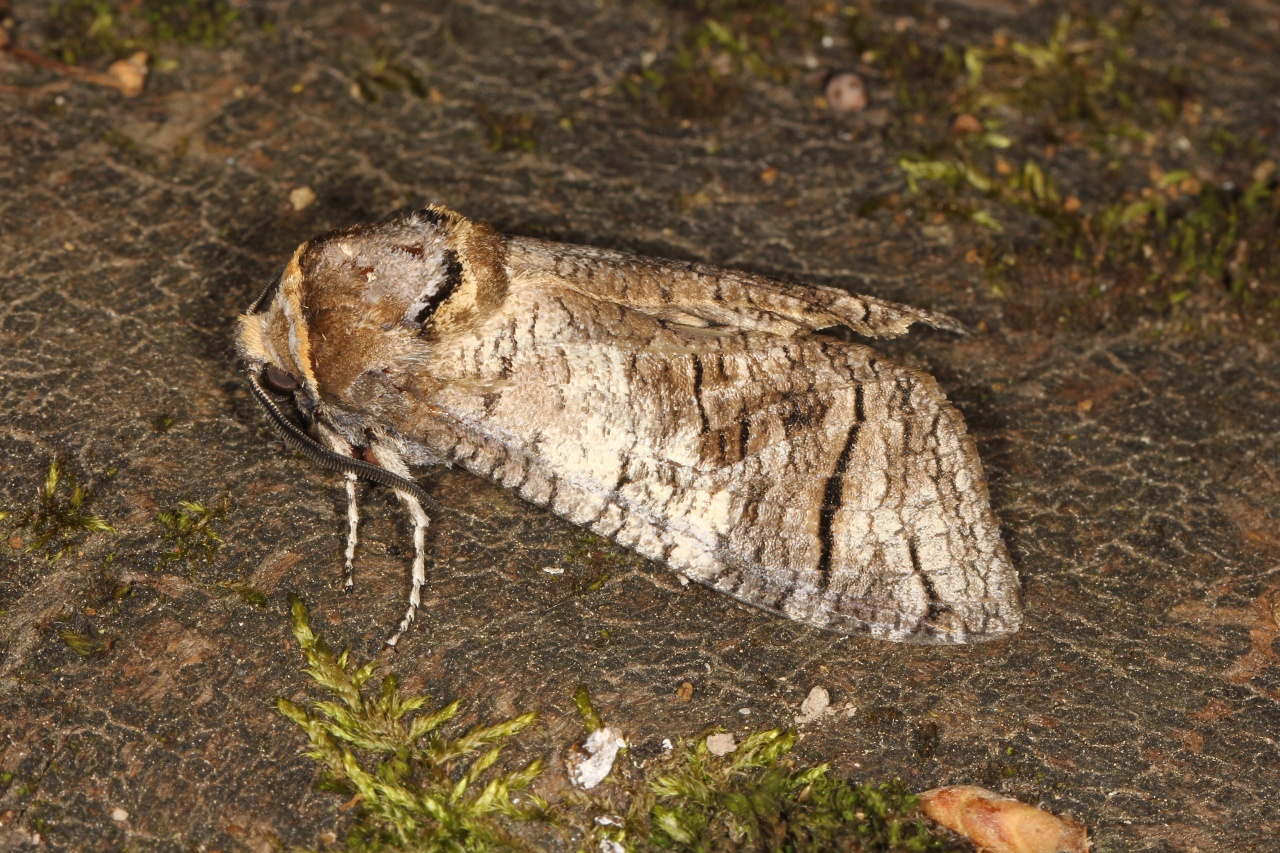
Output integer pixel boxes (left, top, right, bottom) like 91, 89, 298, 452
366, 440, 430, 648
385, 490, 428, 648
340, 472, 359, 591
314, 424, 361, 590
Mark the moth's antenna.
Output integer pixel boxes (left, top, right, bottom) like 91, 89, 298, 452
247, 265, 287, 314
247, 372, 437, 510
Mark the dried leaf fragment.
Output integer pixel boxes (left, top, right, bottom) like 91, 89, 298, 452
107, 52, 149, 97
570, 726, 626, 789
921, 785, 1088, 853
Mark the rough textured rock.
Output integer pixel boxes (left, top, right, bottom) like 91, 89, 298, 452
1, 1, 1277, 850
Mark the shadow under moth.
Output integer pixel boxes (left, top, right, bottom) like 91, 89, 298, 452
236, 206, 1020, 646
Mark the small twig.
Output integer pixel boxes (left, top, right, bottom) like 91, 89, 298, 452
1, 31, 147, 96
0, 80, 73, 95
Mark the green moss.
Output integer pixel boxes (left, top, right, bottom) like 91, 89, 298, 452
277, 609, 962, 851
45, 0, 120, 63
620, 1, 817, 121
350, 51, 429, 104
278, 598, 546, 851
637, 729, 945, 852
478, 107, 540, 154
844, 5, 1278, 325
5, 460, 115, 562
564, 533, 633, 570
46, 0, 238, 64
136, 0, 237, 48
574, 684, 604, 734
156, 496, 228, 569
218, 579, 267, 608
60, 628, 110, 657
1093, 174, 1279, 300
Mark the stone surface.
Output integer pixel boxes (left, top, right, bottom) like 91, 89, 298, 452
1, 1, 1277, 851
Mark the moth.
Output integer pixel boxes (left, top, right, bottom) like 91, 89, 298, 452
236, 205, 1021, 646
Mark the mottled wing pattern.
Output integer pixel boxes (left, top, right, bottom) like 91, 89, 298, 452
401, 275, 1020, 644
506, 236, 966, 339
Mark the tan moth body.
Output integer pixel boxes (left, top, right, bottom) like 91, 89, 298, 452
236, 206, 1021, 644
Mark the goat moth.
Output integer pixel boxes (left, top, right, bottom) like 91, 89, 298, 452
236, 206, 1021, 645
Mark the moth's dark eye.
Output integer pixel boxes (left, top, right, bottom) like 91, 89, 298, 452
261, 365, 301, 394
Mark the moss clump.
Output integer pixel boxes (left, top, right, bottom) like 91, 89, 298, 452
477, 107, 540, 154
574, 684, 604, 733
563, 533, 635, 571
349, 51, 430, 104
639, 729, 945, 852
278, 599, 546, 851
1093, 172, 1278, 302
5, 460, 115, 562
858, 6, 1279, 324
156, 497, 228, 568
46, 0, 238, 64
60, 628, 110, 657
277, 608, 955, 851
620, 1, 819, 121
217, 579, 267, 608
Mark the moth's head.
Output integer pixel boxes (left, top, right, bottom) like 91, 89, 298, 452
236, 247, 322, 422
234, 224, 457, 507
236, 205, 508, 447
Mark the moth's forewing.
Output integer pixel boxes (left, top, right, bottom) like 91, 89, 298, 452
376, 275, 1020, 643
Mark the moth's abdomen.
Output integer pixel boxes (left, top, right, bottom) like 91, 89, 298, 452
401, 285, 1019, 644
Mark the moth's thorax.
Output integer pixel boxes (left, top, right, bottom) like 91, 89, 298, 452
296, 216, 456, 398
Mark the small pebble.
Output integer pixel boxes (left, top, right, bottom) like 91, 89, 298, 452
705, 733, 737, 756
795, 686, 831, 725
952, 113, 983, 136
289, 186, 317, 211
825, 72, 867, 113
110, 807, 129, 822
